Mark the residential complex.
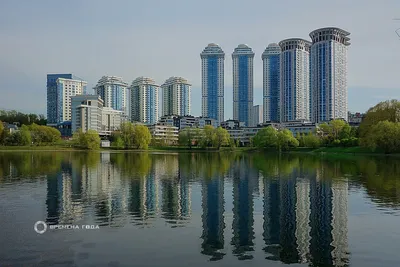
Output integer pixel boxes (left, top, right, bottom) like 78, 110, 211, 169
93, 76, 129, 116
45, 26, 350, 139
201, 43, 225, 124
130, 77, 160, 124
279, 38, 311, 122
161, 77, 191, 116
310, 27, 351, 123
232, 44, 255, 127
262, 43, 281, 123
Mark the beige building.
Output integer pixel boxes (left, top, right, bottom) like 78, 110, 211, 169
148, 124, 179, 145
71, 95, 124, 136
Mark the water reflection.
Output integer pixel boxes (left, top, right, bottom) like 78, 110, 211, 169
1, 152, 400, 266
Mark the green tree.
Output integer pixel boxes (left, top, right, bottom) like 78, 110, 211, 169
19, 125, 32, 146
330, 119, 346, 140
200, 125, 215, 148
133, 124, 151, 149
276, 129, 299, 152
360, 99, 400, 139
119, 122, 135, 148
365, 121, 400, 153
253, 126, 278, 148
0, 121, 4, 145
303, 132, 321, 148
72, 129, 100, 150
179, 128, 196, 148
213, 127, 230, 149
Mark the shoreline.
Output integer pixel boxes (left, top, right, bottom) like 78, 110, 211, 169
0, 146, 399, 156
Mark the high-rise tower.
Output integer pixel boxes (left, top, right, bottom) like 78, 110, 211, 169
201, 43, 225, 124
310, 27, 350, 123
262, 43, 281, 123
232, 44, 255, 127
130, 77, 160, 124
279, 39, 311, 122
94, 76, 129, 116
161, 77, 191, 116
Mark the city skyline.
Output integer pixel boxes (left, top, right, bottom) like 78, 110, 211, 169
1, 1, 400, 117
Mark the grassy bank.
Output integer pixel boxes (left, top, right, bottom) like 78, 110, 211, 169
0, 145, 398, 156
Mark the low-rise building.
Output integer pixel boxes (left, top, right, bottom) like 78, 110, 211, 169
148, 124, 179, 145
348, 112, 365, 126
221, 119, 244, 129
71, 95, 124, 136
2, 123, 19, 134
101, 107, 124, 136
280, 120, 318, 135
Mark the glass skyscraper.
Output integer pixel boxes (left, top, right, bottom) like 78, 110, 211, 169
46, 73, 87, 126
262, 43, 281, 123
279, 39, 311, 122
47, 74, 73, 126
130, 77, 159, 124
310, 27, 350, 123
161, 77, 191, 116
232, 44, 254, 127
93, 76, 129, 117
201, 43, 225, 124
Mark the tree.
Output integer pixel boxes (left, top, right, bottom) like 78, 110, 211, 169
364, 121, 400, 153
179, 128, 196, 148
19, 125, 32, 146
360, 99, 400, 138
120, 122, 135, 148
276, 129, 299, 152
330, 119, 346, 140
213, 127, 230, 149
303, 132, 321, 148
200, 125, 215, 148
72, 129, 100, 150
253, 126, 278, 148
133, 124, 152, 149
0, 121, 4, 145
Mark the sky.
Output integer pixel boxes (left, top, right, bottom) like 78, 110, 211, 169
0, 0, 399, 117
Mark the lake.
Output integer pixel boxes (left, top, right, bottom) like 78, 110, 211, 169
0, 151, 399, 267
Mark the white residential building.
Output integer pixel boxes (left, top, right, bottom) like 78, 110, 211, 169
232, 44, 255, 127
201, 43, 225, 124
161, 77, 191, 116
93, 76, 129, 117
251, 105, 263, 127
130, 77, 160, 124
56, 77, 87, 123
279, 39, 311, 122
71, 95, 124, 135
310, 27, 351, 123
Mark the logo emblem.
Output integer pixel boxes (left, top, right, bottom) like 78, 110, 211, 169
34, 221, 47, 234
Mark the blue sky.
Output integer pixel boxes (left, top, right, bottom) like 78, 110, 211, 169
0, 0, 399, 117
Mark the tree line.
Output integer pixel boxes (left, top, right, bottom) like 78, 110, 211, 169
0, 110, 46, 126
0, 122, 61, 146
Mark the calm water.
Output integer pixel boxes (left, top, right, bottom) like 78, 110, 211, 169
0, 152, 399, 267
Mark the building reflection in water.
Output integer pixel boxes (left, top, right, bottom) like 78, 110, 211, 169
263, 167, 349, 266
43, 152, 349, 265
201, 174, 225, 261
230, 156, 257, 260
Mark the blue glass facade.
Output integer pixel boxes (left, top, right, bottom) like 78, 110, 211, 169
238, 55, 249, 126
269, 55, 280, 122
147, 85, 157, 124
207, 56, 218, 121
181, 84, 190, 115
47, 74, 73, 125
